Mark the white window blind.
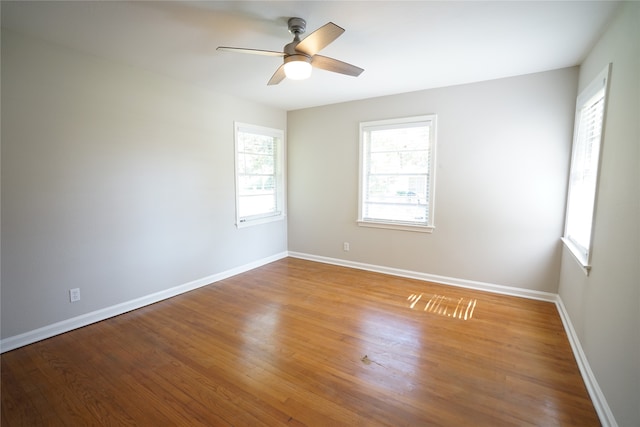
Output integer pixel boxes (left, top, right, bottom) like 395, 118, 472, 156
234, 122, 285, 227
563, 63, 610, 271
358, 115, 437, 232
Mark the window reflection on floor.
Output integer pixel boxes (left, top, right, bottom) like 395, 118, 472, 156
407, 293, 477, 320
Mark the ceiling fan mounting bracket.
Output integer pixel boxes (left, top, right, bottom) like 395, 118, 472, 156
287, 17, 307, 36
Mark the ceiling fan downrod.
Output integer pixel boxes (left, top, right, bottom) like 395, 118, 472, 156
284, 17, 309, 58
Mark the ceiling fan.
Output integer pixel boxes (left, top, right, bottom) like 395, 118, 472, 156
217, 17, 364, 85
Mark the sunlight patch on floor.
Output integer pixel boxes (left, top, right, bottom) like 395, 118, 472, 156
407, 293, 477, 320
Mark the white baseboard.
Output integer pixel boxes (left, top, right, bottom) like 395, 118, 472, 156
0, 251, 288, 353
555, 297, 618, 427
288, 251, 616, 427
287, 251, 557, 302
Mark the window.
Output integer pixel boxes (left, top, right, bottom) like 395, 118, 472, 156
358, 115, 437, 232
563, 63, 611, 272
234, 122, 285, 227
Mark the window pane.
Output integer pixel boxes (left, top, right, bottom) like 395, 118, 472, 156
238, 153, 274, 175
237, 133, 274, 155
364, 203, 428, 223
238, 175, 275, 196
563, 64, 609, 266
366, 175, 428, 202
369, 150, 429, 174
359, 116, 436, 229
370, 126, 429, 152
239, 195, 276, 217
234, 123, 284, 226
566, 93, 604, 252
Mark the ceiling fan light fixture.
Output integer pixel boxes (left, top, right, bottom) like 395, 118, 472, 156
284, 55, 312, 80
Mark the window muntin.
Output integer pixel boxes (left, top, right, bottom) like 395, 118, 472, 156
563, 64, 610, 272
234, 122, 285, 227
359, 115, 437, 232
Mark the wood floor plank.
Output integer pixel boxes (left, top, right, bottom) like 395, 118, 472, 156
1, 257, 599, 426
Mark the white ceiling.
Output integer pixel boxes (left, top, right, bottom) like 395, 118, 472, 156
1, 1, 620, 111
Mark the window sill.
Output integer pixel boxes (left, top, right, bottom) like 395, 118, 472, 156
357, 220, 434, 233
561, 237, 591, 276
237, 214, 285, 229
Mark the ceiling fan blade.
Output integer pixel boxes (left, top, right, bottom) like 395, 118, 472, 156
217, 47, 284, 57
295, 22, 345, 56
267, 64, 286, 85
312, 55, 364, 77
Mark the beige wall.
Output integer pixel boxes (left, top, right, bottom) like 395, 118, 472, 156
288, 67, 578, 293
558, 3, 640, 426
1, 30, 287, 339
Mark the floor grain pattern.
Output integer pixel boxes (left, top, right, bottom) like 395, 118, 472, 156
1, 257, 600, 426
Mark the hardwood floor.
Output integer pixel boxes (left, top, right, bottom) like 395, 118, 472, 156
1, 257, 599, 426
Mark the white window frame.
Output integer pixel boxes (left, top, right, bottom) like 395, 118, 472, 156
234, 122, 285, 228
562, 63, 611, 274
358, 115, 437, 233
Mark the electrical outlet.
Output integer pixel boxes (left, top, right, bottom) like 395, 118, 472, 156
343, 242, 350, 251
69, 288, 81, 303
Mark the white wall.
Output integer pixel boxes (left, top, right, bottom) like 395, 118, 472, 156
1, 30, 287, 339
288, 68, 578, 293
558, 3, 640, 426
